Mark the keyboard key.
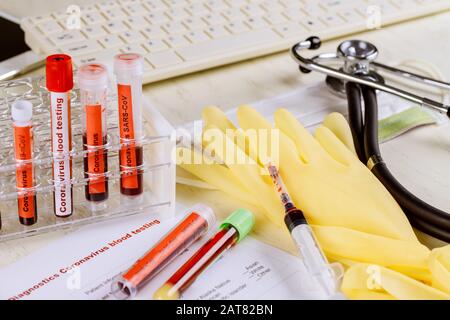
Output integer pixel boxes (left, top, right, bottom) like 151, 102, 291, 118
281, 1, 303, 10
161, 21, 187, 34
320, 0, 351, 10
185, 30, 210, 43
177, 28, 281, 61
51, 30, 86, 46
51, 10, 68, 21
273, 22, 308, 38
146, 50, 183, 68
82, 24, 107, 38
123, 3, 148, 15
147, 11, 169, 24
264, 12, 288, 25
142, 25, 167, 38
336, 8, 365, 23
182, 17, 207, 30
119, 30, 146, 43
37, 20, 63, 34
221, 7, 246, 21
163, 0, 187, 8
78, 4, 97, 13
301, 17, 329, 32
165, 34, 190, 48
104, 20, 128, 33
282, 9, 308, 20
301, 3, 326, 14
204, 25, 229, 38
142, 39, 169, 52
202, 13, 227, 25
28, 14, 53, 25
98, 34, 124, 48
241, 3, 266, 17
104, 7, 127, 20
204, 0, 228, 11
143, 0, 167, 11
186, 3, 209, 16
72, 49, 117, 68
61, 39, 102, 56
261, 0, 284, 12
245, 16, 269, 29
96, 1, 119, 11
124, 16, 149, 29
165, 7, 189, 20
225, 21, 250, 34
319, 13, 346, 28
82, 10, 106, 25
120, 43, 148, 55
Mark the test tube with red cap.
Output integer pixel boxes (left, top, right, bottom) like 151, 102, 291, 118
77, 63, 109, 209
12, 100, 38, 225
113, 53, 144, 197
46, 54, 74, 217
112, 204, 216, 299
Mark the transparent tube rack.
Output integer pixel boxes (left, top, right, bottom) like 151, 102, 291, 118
0, 76, 176, 241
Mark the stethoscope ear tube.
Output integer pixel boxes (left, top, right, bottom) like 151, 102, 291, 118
345, 82, 366, 163
347, 84, 450, 242
291, 37, 450, 117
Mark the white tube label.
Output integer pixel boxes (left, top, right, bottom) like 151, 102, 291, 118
51, 92, 73, 217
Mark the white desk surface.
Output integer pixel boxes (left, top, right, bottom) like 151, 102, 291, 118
1, 1, 449, 267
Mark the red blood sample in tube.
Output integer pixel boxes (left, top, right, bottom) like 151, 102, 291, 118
82, 134, 108, 201
12, 100, 38, 225
114, 54, 145, 197
46, 54, 74, 217
112, 204, 216, 299
78, 63, 109, 204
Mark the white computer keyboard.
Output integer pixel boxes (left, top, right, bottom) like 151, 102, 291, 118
21, 0, 450, 84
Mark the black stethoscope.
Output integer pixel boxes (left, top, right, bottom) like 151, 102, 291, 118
290, 36, 450, 242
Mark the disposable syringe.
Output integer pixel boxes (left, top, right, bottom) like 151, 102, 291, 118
266, 163, 337, 298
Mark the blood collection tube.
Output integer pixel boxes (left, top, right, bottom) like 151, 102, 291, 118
113, 53, 144, 197
112, 204, 216, 299
46, 54, 74, 217
266, 163, 337, 297
78, 63, 109, 209
153, 208, 254, 300
12, 100, 37, 225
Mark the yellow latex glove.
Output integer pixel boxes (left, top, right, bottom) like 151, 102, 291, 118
341, 245, 450, 300
341, 263, 450, 299
238, 105, 416, 241
178, 105, 450, 299
429, 245, 450, 293
201, 107, 286, 227
178, 106, 293, 250
236, 106, 439, 282
178, 106, 363, 254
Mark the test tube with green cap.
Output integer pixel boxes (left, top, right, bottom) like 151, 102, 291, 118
153, 208, 255, 300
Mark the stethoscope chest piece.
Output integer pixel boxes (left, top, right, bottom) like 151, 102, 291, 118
338, 40, 378, 74
326, 40, 385, 96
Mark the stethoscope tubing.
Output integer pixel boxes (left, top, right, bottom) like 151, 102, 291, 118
348, 84, 450, 242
